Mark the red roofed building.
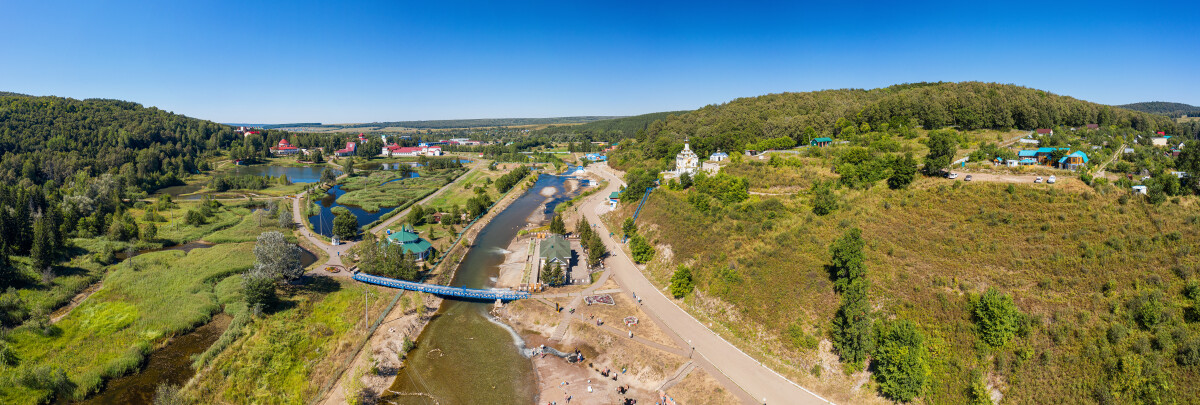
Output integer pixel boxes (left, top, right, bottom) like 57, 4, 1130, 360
1036, 128, 1053, 135
1086, 124, 1099, 130
335, 142, 357, 157
382, 144, 443, 157
270, 139, 301, 156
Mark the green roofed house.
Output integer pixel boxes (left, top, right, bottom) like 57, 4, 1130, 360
608, 191, 620, 208
386, 228, 433, 261
539, 234, 572, 268
810, 137, 833, 147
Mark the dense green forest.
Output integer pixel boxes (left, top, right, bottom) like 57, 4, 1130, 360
281, 116, 622, 131
612, 82, 1183, 169
224, 122, 322, 129
1119, 101, 1200, 118
536, 110, 689, 139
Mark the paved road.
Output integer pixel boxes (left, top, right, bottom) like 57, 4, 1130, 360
582, 163, 831, 405
291, 159, 484, 275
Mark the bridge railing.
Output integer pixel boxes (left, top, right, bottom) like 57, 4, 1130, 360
353, 272, 530, 301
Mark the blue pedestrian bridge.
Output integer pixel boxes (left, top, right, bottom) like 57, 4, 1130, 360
353, 272, 531, 301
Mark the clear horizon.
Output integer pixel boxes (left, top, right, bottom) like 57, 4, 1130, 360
2, 0, 1197, 124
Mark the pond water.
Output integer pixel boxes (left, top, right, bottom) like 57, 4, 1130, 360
383, 173, 582, 404
307, 185, 396, 238
152, 165, 340, 199
229, 165, 340, 183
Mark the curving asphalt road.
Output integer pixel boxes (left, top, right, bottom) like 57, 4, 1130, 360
582, 163, 832, 405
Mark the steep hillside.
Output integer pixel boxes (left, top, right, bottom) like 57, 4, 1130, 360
1120, 101, 1200, 117
613, 161, 1200, 404
0, 94, 240, 191
600, 82, 1200, 404
611, 82, 1181, 170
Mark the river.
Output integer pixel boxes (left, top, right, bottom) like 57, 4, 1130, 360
383, 173, 583, 404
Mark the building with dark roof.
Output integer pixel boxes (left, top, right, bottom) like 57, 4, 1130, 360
539, 234, 571, 267
386, 228, 433, 260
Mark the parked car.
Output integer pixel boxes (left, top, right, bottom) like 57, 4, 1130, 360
964, 174, 973, 181
1035, 176, 1043, 183
1048, 175, 1056, 184
948, 172, 959, 179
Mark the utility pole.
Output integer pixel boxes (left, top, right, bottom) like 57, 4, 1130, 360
364, 287, 369, 329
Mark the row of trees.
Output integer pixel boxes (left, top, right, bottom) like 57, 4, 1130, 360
494, 165, 531, 193
828, 228, 930, 402
208, 174, 290, 191
575, 219, 608, 268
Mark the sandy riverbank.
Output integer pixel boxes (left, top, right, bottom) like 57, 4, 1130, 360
496, 236, 531, 289
320, 292, 443, 405
498, 280, 739, 404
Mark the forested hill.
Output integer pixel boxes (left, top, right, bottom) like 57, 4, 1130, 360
536, 110, 690, 139
620, 82, 1181, 163
283, 116, 624, 131
1119, 101, 1200, 117
0, 94, 241, 192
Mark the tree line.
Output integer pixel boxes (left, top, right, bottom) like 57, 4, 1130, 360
610, 82, 1183, 171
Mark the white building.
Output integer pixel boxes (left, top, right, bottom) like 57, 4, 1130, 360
661, 142, 699, 179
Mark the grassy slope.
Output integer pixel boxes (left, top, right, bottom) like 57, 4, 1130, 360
625, 162, 1200, 403
185, 280, 393, 404
2, 243, 255, 403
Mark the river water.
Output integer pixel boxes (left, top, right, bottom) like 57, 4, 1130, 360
384, 173, 582, 404
80, 314, 232, 405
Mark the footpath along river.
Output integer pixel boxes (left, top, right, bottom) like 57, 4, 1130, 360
383, 172, 583, 404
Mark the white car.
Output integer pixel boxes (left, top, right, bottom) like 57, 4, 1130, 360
948, 172, 959, 179
1048, 175, 1056, 184
1035, 176, 1043, 183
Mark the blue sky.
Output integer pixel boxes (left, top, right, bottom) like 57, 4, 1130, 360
1, 1, 1197, 123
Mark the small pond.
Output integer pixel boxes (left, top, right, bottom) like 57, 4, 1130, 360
307, 185, 396, 238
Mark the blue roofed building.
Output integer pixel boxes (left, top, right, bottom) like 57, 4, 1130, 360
1058, 151, 1089, 170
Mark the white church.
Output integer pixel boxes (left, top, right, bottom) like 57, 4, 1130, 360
661, 142, 726, 180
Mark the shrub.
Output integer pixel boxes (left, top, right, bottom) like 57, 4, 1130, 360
242, 273, 275, 308
621, 217, 637, 237
974, 288, 1022, 347
630, 235, 655, 264
184, 209, 206, 226
1129, 289, 1164, 329
785, 324, 819, 350
967, 372, 993, 405
154, 383, 184, 405
873, 320, 930, 402
669, 266, 693, 298
887, 153, 918, 189
811, 182, 837, 216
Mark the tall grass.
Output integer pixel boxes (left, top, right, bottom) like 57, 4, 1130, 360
629, 162, 1200, 403
0, 243, 255, 403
